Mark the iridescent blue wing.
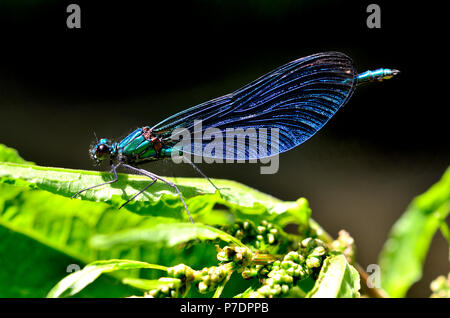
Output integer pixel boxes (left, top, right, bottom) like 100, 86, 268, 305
151, 52, 357, 160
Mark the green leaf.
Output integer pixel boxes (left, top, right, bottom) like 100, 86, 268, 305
47, 259, 167, 298
0, 161, 311, 225
0, 146, 312, 297
0, 224, 135, 298
233, 284, 259, 298
0, 181, 214, 297
0, 144, 34, 165
378, 168, 450, 297
0, 181, 177, 262
439, 222, 450, 246
121, 277, 181, 291
90, 222, 247, 250
306, 254, 360, 298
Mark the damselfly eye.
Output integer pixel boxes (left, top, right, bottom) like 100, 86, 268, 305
95, 144, 110, 158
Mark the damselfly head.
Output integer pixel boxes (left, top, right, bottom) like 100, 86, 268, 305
90, 138, 112, 164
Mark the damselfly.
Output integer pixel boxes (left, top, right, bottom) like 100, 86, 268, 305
72, 52, 399, 223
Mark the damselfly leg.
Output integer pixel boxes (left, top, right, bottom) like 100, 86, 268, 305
182, 156, 229, 192
121, 164, 194, 224
71, 162, 121, 198
118, 176, 157, 209
72, 162, 193, 223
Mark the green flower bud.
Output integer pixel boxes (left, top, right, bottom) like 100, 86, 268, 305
265, 278, 275, 286
331, 230, 355, 263
298, 254, 305, 263
193, 270, 203, 282
430, 275, 447, 291
282, 275, 293, 284
217, 251, 227, 261
430, 274, 450, 298
168, 264, 194, 281
272, 284, 282, 295
234, 253, 243, 262
269, 228, 278, 235
301, 237, 313, 248
259, 267, 270, 276
306, 256, 321, 268
286, 267, 295, 276
280, 260, 290, 269
198, 281, 209, 293
148, 289, 158, 297
216, 267, 227, 281
202, 275, 211, 284
160, 285, 169, 294
242, 268, 258, 280
285, 251, 300, 263
294, 267, 305, 277
281, 284, 290, 294
257, 285, 272, 297
310, 246, 326, 257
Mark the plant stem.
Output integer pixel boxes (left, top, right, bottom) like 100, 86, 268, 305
144, 264, 170, 272
440, 221, 450, 246
213, 270, 233, 298
354, 263, 389, 298
252, 252, 280, 265
309, 218, 388, 298
309, 218, 334, 242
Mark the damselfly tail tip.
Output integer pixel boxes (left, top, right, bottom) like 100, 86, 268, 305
381, 69, 400, 82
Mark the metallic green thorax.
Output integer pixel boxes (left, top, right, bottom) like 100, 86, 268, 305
116, 127, 174, 164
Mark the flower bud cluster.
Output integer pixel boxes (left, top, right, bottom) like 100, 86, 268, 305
249, 239, 328, 298
145, 278, 182, 298
330, 230, 355, 263
197, 264, 230, 293
430, 273, 450, 298
222, 220, 283, 249
165, 261, 236, 295
217, 245, 253, 267
167, 263, 197, 283
142, 220, 334, 298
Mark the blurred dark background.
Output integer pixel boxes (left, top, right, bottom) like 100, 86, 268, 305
0, 0, 448, 297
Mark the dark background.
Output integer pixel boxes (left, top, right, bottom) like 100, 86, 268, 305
0, 0, 448, 297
